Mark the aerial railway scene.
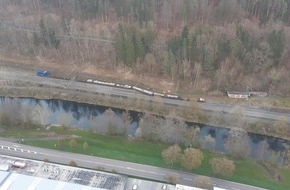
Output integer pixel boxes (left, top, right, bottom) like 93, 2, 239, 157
0, 0, 290, 190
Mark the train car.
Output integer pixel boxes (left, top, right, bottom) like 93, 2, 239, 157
115, 84, 132, 89
165, 94, 180, 99
86, 79, 93, 83
132, 86, 153, 95
123, 85, 132, 89
115, 83, 124, 88
93, 80, 115, 86
93, 80, 100, 84
153, 92, 165, 97
102, 81, 115, 86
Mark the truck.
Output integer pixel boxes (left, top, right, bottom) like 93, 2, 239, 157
37, 70, 50, 77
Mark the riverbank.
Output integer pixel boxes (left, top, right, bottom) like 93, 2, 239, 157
0, 83, 289, 141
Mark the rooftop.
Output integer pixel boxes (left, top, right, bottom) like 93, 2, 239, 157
0, 155, 176, 190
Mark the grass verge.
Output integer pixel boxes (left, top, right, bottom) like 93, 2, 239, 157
6, 126, 288, 190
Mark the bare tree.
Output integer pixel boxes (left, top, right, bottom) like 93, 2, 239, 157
165, 173, 178, 184
193, 176, 213, 190
257, 140, 270, 162
120, 110, 132, 136
68, 160, 77, 167
139, 113, 161, 142
0, 100, 22, 127
69, 138, 77, 149
104, 108, 121, 135
184, 127, 200, 147
224, 129, 251, 159
57, 138, 65, 149
162, 144, 182, 166
272, 116, 289, 137
210, 157, 235, 177
279, 143, 290, 167
200, 134, 215, 151
159, 117, 187, 144
180, 148, 203, 170
31, 104, 50, 126
83, 141, 89, 152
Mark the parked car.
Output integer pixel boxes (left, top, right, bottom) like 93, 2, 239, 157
132, 184, 138, 190
37, 70, 50, 77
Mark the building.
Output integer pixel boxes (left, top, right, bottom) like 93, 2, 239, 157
175, 184, 206, 190
0, 164, 10, 172
227, 92, 249, 99
227, 91, 267, 99
213, 187, 230, 190
0, 155, 178, 190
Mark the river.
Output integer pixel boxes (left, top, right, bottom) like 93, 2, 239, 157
0, 97, 289, 164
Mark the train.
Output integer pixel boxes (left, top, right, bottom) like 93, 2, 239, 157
85, 78, 188, 101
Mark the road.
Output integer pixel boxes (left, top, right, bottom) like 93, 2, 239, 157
0, 139, 267, 190
0, 69, 289, 124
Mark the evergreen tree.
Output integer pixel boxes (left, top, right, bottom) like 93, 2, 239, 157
48, 29, 60, 49
115, 24, 126, 63
39, 18, 60, 49
39, 19, 49, 46
133, 30, 145, 60
189, 34, 198, 64
33, 33, 41, 46
268, 30, 285, 65
125, 35, 135, 66
181, 26, 189, 61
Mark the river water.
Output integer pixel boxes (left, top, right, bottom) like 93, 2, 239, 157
0, 97, 289, 163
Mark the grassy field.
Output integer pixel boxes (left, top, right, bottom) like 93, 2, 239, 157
4, 126, 286, 190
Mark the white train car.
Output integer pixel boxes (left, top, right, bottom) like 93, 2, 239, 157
132, 86, 153, 95
86, 79, 93, 83
115, 84, 132, 89
165, 94, 180, 99
153, 92, 165, 97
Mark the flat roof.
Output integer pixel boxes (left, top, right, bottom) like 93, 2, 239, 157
176, 184, 206, 190
213, 187, 229, 190
0, 171, 10, 184
0, 171, 105, 190
0, 164, 10, 171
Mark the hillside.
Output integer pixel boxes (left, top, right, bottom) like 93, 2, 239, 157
0, 0, 290, 96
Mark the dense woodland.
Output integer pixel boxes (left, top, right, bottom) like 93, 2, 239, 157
1, 0, 290, 95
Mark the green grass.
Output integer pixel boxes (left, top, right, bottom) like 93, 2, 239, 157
0, 127, 47, 138
2, 126, 290, 190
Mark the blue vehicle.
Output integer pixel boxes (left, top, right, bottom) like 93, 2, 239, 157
37, 70, 50, 77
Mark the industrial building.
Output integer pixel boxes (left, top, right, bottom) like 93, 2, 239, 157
0, 155, 176, 190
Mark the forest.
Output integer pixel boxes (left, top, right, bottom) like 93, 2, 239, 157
1, 0, 290, 95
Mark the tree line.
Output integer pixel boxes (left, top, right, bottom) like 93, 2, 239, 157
1, 1, 290, 94
7, 0, 290, 26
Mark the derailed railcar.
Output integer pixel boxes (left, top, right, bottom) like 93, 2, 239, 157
132, 86, 154, 96
85, 78, 189, 101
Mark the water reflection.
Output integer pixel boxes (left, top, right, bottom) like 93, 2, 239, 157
0, 97, 289, 163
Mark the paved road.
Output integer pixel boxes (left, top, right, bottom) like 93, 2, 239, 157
0, 69, 289, 124
0, 140, 267, 190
